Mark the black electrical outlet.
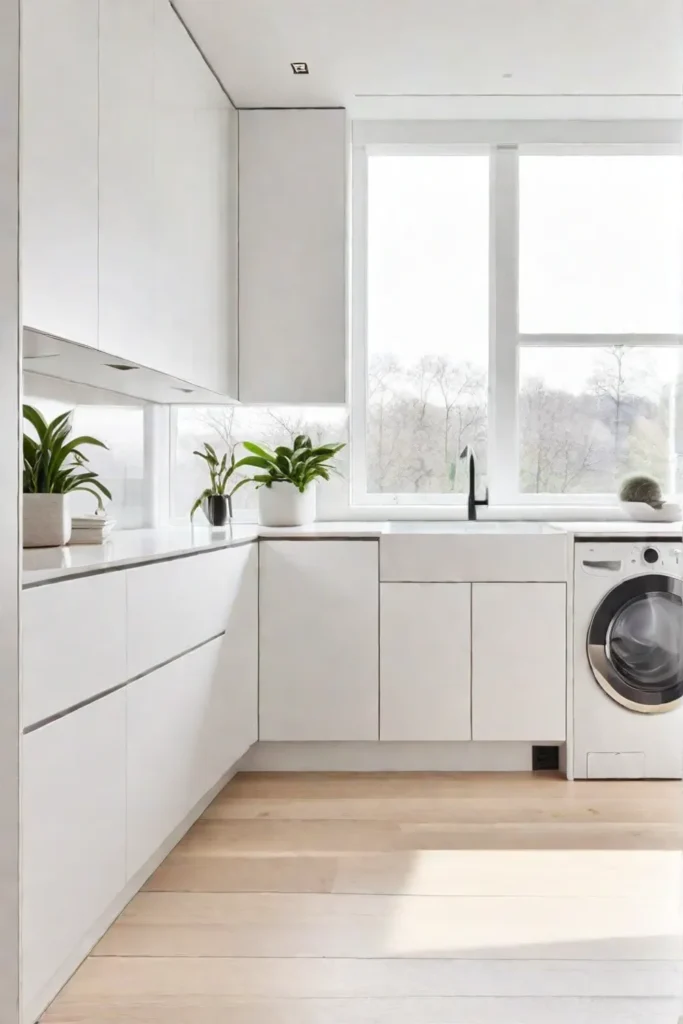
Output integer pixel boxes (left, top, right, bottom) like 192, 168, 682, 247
532, 745, 560, 771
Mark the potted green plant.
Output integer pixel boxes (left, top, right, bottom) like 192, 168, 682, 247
23, 404, 111, 548
240, 434, 345, 527
190, 443, 251, 526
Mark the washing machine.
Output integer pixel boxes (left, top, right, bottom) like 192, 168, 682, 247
573, 539, 683, 779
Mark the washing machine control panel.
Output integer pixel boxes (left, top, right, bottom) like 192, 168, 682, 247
628, 544, 681, 572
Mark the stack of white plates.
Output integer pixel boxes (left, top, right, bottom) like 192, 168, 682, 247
70, 515, 116, 545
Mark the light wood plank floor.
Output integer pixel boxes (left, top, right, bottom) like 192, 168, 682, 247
43, 772, 683, 1023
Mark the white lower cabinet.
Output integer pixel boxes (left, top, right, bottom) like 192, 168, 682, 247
22, 691, 127, 1020
380, 583, 471, 741
259, 541, 379, 740
22, 571, 127, 728
126, 547, 245, 678
472, 583, 567, 742
126, 639, 223, 877
126, 545, 258, 877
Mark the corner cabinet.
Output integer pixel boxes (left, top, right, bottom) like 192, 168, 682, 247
471, 583, 567, 742
259, 541, 379, 740
238, 108, 348, 403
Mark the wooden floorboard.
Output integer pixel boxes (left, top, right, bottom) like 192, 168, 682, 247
42, 772, 683, 1022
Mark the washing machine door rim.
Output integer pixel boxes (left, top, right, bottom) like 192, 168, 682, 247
587, 573, 683, 714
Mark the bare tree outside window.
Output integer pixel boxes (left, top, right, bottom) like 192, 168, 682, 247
519, 347, 676, 494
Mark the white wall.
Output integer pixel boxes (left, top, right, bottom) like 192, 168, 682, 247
0, 1, 21, 1021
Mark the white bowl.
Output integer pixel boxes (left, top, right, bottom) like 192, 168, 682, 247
620, 501, 682, 523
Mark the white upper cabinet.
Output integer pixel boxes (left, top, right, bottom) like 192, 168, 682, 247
259, 541, 379, 741
153, 0, 236, 393
90, 0, 237, 391
472, 583, 567, 742
380, 583, 472, 742
238, 108, 348, 403
98, 0, 158, 369
21, 0, 99, 346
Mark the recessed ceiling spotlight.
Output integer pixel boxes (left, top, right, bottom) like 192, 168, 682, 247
105, 363, 138, 371
291, 62, 309, 75
172, 387, 194, 393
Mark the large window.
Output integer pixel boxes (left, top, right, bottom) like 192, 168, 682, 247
360, 152, 489, 501
353, 131, 683, 506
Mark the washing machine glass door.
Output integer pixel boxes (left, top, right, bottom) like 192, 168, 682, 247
587, 574, 683, 713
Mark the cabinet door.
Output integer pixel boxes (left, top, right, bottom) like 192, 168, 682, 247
259, 541, 379, 741
472, 583, 566, 742
22, 692, 126, 1018
22, 573, 127, 728
126, 638, 224, 878
239, 109, 347, 403
220, 545, 259, 767
154, 0, 236, 393
22, 0, 98, 346
380, 584, 471, 741
126, 548, 243, 678
98, 0, 158, 369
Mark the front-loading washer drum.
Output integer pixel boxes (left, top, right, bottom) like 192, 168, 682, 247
587, 573, 683, 713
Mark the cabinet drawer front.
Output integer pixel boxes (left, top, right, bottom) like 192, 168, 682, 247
381, 583, 471, 741
472, 583, 567, 742
259, 541, 379, 741
126, 547, 244, 677
23, 572, 127, 727
22, 691, 126, 1016
126, 637, 226, 878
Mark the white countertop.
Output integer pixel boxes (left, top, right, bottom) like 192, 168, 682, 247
22, 522, 384, 586
23, 518, 682, 586
551, 520, 682, 538
23, 526, 259, 586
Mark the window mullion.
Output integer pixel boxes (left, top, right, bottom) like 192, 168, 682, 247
488, 145, 519, 503
349, 144, 370, 503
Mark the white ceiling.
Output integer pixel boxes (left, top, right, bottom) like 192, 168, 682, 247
174, 0, 683, 117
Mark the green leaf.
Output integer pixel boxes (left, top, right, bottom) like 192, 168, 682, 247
242, 441, 276, 462
190, 488, 213, 519
23, 404, 49, 442
238, 455, 275, 471
70, 486, 106, 511
228, 477, 251, 497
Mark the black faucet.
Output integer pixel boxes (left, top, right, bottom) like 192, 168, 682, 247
460, 446, 489, 521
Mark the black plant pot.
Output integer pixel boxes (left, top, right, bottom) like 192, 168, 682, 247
202, 494, 232, 527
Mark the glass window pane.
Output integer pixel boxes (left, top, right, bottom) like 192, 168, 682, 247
366, 154, 489, 495
173, 407, 348, 521
519, 155, 683, 333
518, 345, 681, 494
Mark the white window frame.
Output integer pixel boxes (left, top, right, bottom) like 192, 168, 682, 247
350, 120, 683, 509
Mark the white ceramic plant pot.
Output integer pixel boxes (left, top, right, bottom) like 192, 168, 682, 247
258, 482, 316, 527
23, 493, 71, 548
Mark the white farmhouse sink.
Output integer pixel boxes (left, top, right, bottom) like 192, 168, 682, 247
380, 522, 568, 582
385, 521, 560, 535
